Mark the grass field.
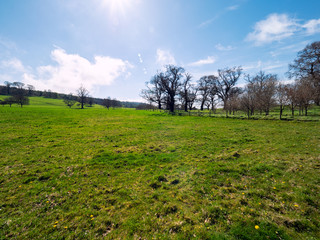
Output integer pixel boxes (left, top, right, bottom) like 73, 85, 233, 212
0, 97, 319, 239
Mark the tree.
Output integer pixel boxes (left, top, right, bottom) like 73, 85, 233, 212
159, 65, 185, 112
285, 84, 299, 117
141, 74, 164, 110
63, 93, 76, 108
4, 81, 12, 95
216, 66, 242, 115
179, 73, 193, 112
296, 78, 314, 116
276, 83, 289, 120
197, 76, 211, 111
77, 85, 89, 109
102, 97, 112, 109
246, 71, 278, 115
26, 84, 35, 96
4, 96, 15, 107
288, 41, 320, 105
11, 82, 29, 107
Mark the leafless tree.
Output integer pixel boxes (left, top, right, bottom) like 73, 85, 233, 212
285, 84, 299, 117
216, 66, 242, 116
179, 73, 193, 112
157, 65, 185, 112
296, 78, 314, 116
187, 85, 198, 111
197, 75, 217, 111
77, 85, 89, 109
141, 73, 165, 110
246, 71, 278, 115
288, 41, 320, 105
276, 83, 289, 119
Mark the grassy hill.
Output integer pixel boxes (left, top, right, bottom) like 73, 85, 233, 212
0, 98, 319, 239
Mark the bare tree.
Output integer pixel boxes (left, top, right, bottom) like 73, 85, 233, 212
158, 65, 185, 112
296, 78, 314, 116
246, 71, 278, 115
180, 73, 193, 112
285, 84, 299, 117
288, 41, 320, 105
276, 83, 289, 120
216, 66, 242, 115
77, 85, 89, 109
141, 74, 164, 110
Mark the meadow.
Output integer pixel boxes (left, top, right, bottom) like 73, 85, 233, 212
0, 97, 319, 239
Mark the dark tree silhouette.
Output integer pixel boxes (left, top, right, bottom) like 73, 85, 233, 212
77, 85, 89, 109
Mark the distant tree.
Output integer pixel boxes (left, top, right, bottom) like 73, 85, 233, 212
159, 65, 185, 112
197, 76, 212, 111
102, 97, 112, 109
187, 85, 198, 111
4, 81, 12, 95
285, 84, 299, 117
141, 74, 164, 110
246, 71, 278, 115
111, 98, 122, 109
296, 78, 314, 116
77, 85, 89, 109
26, 84, 35, 96
216, 66, 242, 115
4, 96, 15, 107
11, 82, 29, 107
240, 88, 255, 119
288, 41, 320, 105
276, 83, 289, 119
63, 93, 76, 108
179, 73, 193, 112
87, 97, 94, 107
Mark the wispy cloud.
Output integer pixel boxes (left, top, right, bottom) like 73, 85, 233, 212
302, 18, 320, 35
227, 5, 239, 11
1, 58, 26, 72
246, 14, 298, 45
246, 14, 320, 45
156, 49, 176, 66
22, 48, 132, 94
198, 4, 240, 28
188, 56, 216, 67
215, 43, 235, 51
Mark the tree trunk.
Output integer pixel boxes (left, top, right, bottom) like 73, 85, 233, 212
279, 105, 283, 120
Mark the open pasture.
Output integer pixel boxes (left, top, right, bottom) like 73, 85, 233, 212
0, 98, 319, 239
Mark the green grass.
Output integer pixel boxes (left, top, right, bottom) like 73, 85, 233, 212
0, 98, 319, 239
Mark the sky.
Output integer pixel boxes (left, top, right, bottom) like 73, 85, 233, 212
0, 0, 320, 101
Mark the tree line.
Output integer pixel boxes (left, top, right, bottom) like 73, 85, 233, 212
141, 41, 320, 119
0, 83, 140, 109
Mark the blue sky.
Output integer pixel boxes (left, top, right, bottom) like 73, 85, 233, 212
0, 0, 320, 101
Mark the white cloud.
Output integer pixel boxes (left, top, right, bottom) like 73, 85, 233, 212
246, 13, 298, 45
23, 48, 132, 94
1, 58, 26, 72
156, 49, 176, 66
188, 56, 216, 67
215, 43, 235, 51
227, 5, 239, 11
302, 18, 320, 34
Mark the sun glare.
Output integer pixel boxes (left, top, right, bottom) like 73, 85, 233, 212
101, 0, 134, 19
